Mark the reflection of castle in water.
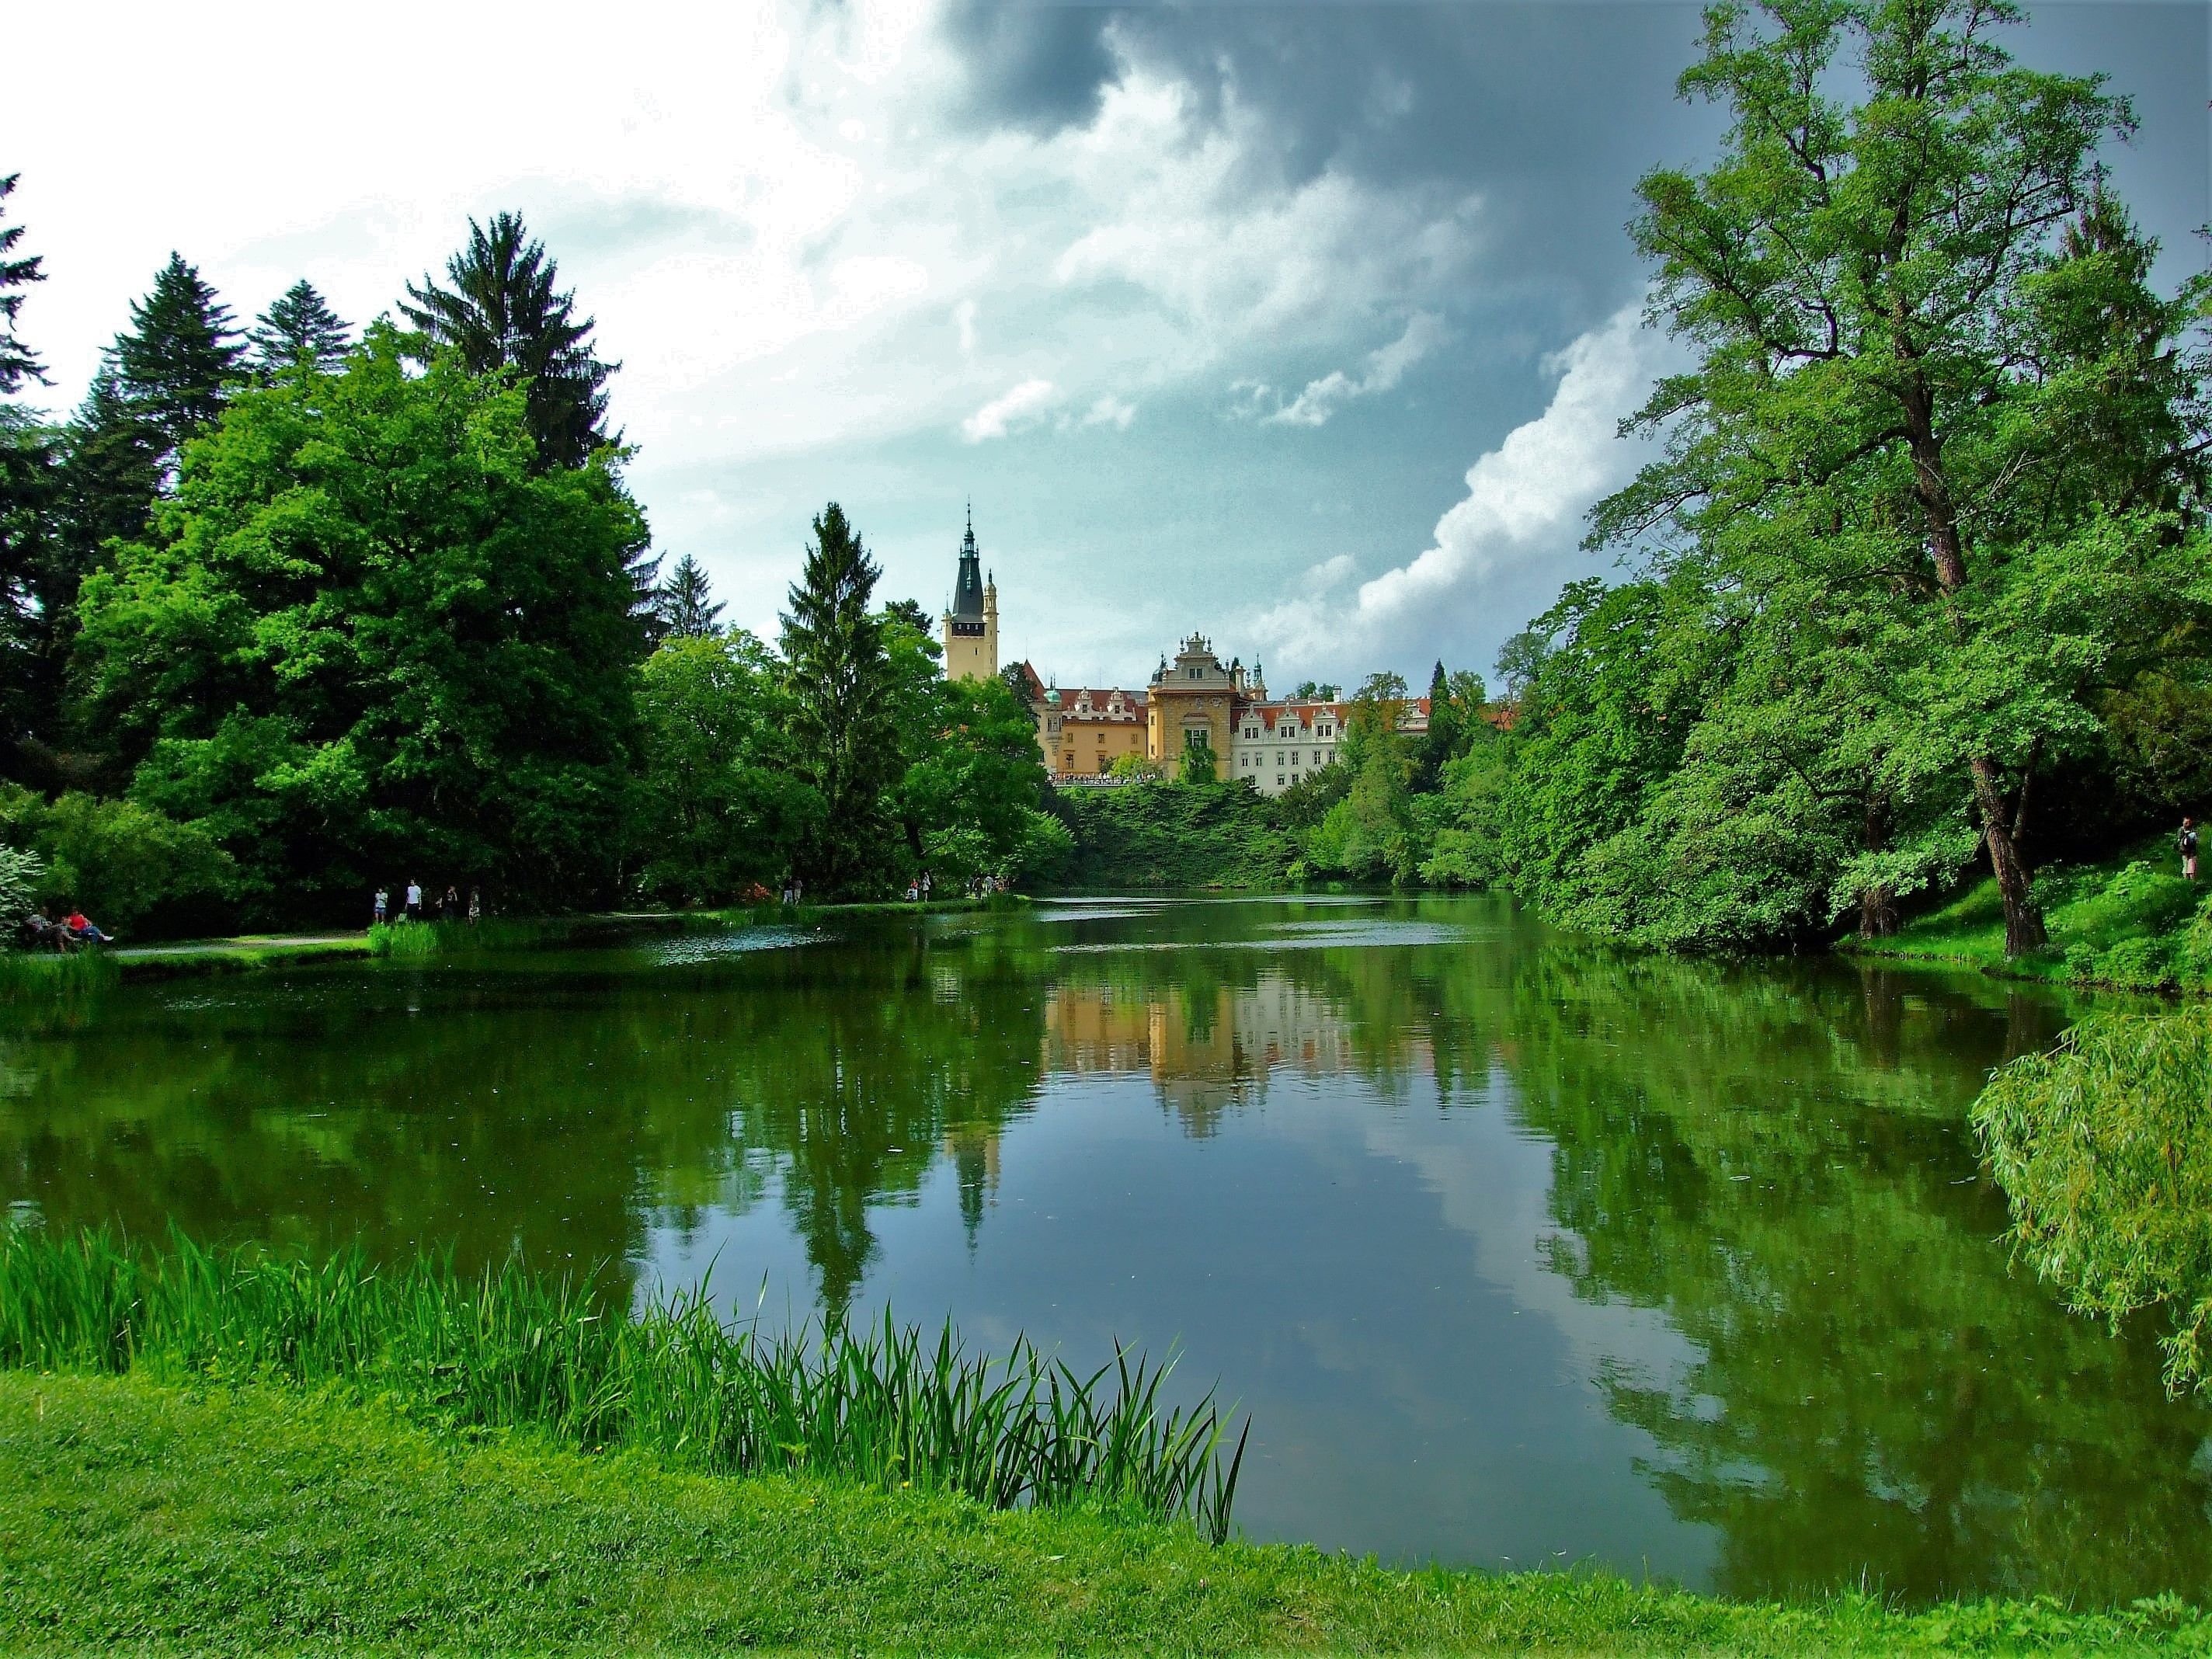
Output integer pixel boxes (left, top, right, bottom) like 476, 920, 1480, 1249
1047, 974, 1424, 1136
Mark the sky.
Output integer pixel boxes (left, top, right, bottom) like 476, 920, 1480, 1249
5, 0, 2207, 692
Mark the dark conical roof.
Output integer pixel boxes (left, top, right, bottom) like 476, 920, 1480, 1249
951, 503, 985, 620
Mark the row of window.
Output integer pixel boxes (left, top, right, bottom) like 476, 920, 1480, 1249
1239, 725, 1334, 740
1238, 750, 1325, 768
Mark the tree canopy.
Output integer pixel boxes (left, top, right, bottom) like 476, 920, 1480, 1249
402, 211, 616, 471
249, 280, 353, 377
72, 325, 649, 906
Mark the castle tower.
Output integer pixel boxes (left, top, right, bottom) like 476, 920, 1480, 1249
940, 506, 999, 683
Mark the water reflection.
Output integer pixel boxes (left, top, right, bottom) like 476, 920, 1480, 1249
1, 895, 2207, 1602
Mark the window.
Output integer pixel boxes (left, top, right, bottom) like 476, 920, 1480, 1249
1276, 751, 1284, 765
1276, 775, 1285, 787
1292, 752, 1300, 766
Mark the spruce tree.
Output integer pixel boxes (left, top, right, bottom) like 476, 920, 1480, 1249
0, 172, 46, 395
655, 553, 725, 639
402, 212, 616, 470
114, 253, 245, 464
249, 280, 353, 376
780, 503, 899, 894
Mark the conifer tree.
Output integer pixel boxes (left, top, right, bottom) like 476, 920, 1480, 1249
113, 253, 245, 465
781, 503, 899, 893
0, 172, 46, 395
654, 553, 724, 639
249, 280, 353, 376
402, 211, 616, 471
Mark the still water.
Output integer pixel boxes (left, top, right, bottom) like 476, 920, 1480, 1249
3, 894, 2207, 1602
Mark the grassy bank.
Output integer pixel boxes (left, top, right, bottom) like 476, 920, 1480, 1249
1847, 839, 2212, 992
4, 1372, 2200, 1655
0, 1228, 1240, 1538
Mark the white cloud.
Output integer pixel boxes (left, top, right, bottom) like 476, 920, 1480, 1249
1079, 395, 1136, 430
1250, 301, 1675, 670
962, 377, 1057, 442
1265, 312, 1446, 427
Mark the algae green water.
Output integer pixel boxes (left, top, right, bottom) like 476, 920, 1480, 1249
2, 894, 2206, 1605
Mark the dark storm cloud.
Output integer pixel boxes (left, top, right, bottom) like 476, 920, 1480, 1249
940, 1, 1120, 130
941, 3, 1719, 329
938, 1, 2203, 330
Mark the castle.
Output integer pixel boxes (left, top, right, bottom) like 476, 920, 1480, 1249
939, 517, 1427, 796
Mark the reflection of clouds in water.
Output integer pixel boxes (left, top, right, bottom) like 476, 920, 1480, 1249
1052, 923, 1467, 953
1027, 906, 1170, 924
1348, 1065, 1703, 1395
644, 927, 826, 965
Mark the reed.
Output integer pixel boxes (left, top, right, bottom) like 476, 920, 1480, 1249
0, 1226, 1246, 1541
0, 948, 119, 999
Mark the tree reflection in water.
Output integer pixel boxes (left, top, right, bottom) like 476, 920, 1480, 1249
2, 897, 2206, 1602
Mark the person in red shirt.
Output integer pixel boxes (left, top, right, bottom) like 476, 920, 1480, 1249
64, 909, 110, 944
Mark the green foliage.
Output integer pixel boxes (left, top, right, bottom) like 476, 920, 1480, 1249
0, 784, 232, 930
1975, 1008, 2212, 1394
0, 172, 44, 395
1854, 840, 2212, 990
71, 326, 648, 912
1177, 729, 1217, 784
778, 505, 906, 897
401, 211, 614, 472
1055, 781, 1296, 889
892, 661, 1054, 885
635, 631, 823, 905
246, 280, 350, 377
1579, 0, 2212, 957
112, 252, 244, 466
1106, 752, 1161, 782
1304, 673, 1423, 883
652, 551, 723, 639
0, 1227, 1246, 1539
0, 840, 43, 925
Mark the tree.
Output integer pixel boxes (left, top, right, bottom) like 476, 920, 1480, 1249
780, 503, 899, 896
0, 172, 45, 395
249, 280, 352, 376
885, 598, 932, 636
113, 253, 245, 468
653, 553, 724, 639
1595, 0, 2212, 955
402, 211, 617, 471
1493, 628, 1549, 705
72, 325, 647, 911
1306, 670, 1419, 880
635, 631, 823, 903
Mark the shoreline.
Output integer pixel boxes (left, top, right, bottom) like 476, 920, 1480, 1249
4, 1370, 2196, 1654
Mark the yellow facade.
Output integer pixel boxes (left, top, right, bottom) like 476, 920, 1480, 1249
941, 583, 996, 683
1143, 635, 1239, 781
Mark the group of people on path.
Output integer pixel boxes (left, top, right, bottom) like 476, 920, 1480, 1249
16, 906, 110, 952
372, 880, 481, 928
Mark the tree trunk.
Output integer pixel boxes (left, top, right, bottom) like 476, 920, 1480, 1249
1899, 369, 2047, 957
1857, 884, 1899, 938
1970, 756, 2047, 955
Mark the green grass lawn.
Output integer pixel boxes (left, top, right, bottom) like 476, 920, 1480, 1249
0, 1371, 2200, 1656
1848, 838, 2212, 992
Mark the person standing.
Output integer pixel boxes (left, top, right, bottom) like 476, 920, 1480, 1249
374, 888, 388, 927
468, 886, 482, 924
443, 884, 460, 920
405, 879, 423, 920
2182, 816, 2199, 882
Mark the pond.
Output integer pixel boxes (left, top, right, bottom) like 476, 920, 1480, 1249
3, 893, 2207, 1603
